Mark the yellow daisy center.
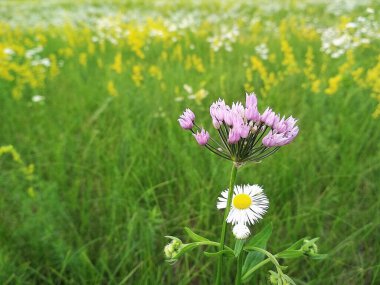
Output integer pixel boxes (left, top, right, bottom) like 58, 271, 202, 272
233, 194, 252, 209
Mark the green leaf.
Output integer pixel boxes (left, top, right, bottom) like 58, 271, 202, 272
164, 236, 182, 243
244, 223, 273, 248
283, 237, 307, 251
204, 249, 235, 258
242, 223, 272, 281
276, 250, 304, 259
184, 227, 210, 242
282, 273, 297, 285
234, 239, 245, 257
301, 237, 319, 250
171, 240, 224, 259
171, 243, 200, 259
310, 253, 328, 260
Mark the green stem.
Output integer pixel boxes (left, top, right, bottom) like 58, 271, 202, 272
241, 258, 271, 281
241, 247, 284, 282
235, 252, 243, 285
247, 247, 283, 274
216, 163, 238, 285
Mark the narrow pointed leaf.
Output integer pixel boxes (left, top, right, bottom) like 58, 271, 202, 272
171, 241, 223, 259
204, 249, 235, 258
234, 239, 245, 257
172, 243, 199, 259
283, 237, 307, 251
283, 274, 297, 285
184, 227, 210, 242
242, 223, 272, 281
310, 253, 328, 260
276, 250, 304, 259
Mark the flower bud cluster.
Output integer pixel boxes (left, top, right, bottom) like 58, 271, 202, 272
301, 239, 319, 257
178, 92, 299, 163
164, 239, 183, 259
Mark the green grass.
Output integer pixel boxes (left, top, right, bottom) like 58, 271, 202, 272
1, 0, 380, 284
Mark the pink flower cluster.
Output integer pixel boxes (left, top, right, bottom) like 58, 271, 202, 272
262, 115, 299, 147
178, 92, 299, 163
208, 93, 298, 147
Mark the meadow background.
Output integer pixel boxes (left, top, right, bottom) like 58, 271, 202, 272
1, 0, 380, 284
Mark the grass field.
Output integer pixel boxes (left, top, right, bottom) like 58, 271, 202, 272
1, 0, 380, 284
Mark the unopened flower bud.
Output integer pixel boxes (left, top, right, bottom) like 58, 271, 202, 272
228, 128, 241, 144
301, 239, 319, 256
246, 106, 260, 121
232, 224, 251, 239
164, 239, 183, 259
268, 271, 291, 285
245, 92, 258, 108
178, 109, 195, 130
193, 128, 210, 146
212, 118, 221, 129
269, 271, 281, 285
178, 118, 194, 129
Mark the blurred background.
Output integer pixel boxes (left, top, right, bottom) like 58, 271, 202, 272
0, 0, 379, 284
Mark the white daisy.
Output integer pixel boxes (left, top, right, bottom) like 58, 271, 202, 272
217, 184, 269, 225
232, 224, 251, 239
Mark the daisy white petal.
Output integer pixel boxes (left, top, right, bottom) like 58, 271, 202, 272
216, 184, 269, 226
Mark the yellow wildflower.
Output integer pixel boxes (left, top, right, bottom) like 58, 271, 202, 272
111, 52, 123, 74
107, 80, 119, 97
303, 47, 320, 93
189, 88, 208, 105
160, 51, 168, 61
127, 29, 145, 59
185, 55, 205, 73
281, 40, 299, 74
325, 75, 342, 95
250, 56, 277, 96
246, 67, 253, 83
338, 50, 354, 75
351, 68, 365, 87
311, 80, 321, 94
172, 45, 183, 62
148, 65, 162, 81
185, 55, 192, 70
49, 54, 59, 77
12, 85, 23, 100
79, 52, 87, 67
88, 41, 95, 55
244, 83, 254, 93
0, 145, 34, 193
192, 55, 205, 73
366, 56, 380, 117
132, 65, 143, 87
58, 47, 73, 58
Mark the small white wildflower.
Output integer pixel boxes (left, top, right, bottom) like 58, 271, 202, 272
32, 95, 45, 103
217, 184, 269, 226
3, 48, 15, 56
174, 97, 184, 102
183, 84, 193, 94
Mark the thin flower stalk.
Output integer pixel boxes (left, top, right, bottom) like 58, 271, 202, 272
216, 164, 238, 285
